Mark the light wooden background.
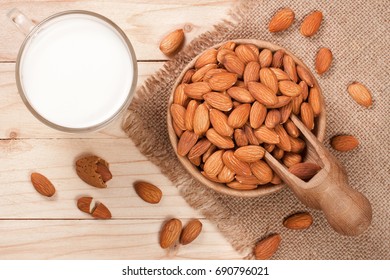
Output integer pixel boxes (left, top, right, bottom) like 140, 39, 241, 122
0, 0, 243, 259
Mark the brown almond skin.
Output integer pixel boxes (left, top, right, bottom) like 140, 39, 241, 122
91, 203, 112, 219
347, 82, 373, 108
289, 162, 321, 181
96, 163, 112, 182
269, 8, 295, 33
134, 181, 163, 204
283, 212, 313, 230
76, 155, 110, 188
254, 234, 281, 260
31, 172, 56, 197
315, 47, 333, 75
159, 29, 184, 56
180, 219, 203, 245
177, 130, 199, 157
77, 197, 93, 213
300, 11, 323, 37
330, 135, 359, 152
160, 218, 182, 249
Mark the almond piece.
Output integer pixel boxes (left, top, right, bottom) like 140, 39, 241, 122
91, 203, 112, 219
173, 84, 189, 106
184, 82, 211, 100
254, 125, 280, 144
227, 87, 255, 103
234, 145, 265, 163
193, 103, 210, 136
254, 234, 281, 260
260, 68, 279, 94
247, 82, 278, 106
202, 145, 216, 163
292, 81, 306, 114
134, 181, 162, 204
283, 55, 298, 83
77, 197, 93, 213
208, 72, 238, 91
218, 41, 236, 51
244, 124, 260, 145
315, 47, 332, 75
279, 80, 302, 97
203, 150, 225, 177
289, 136, 306, 153
300, 11, 323, 37
96, 163, 112, 182
76, 155, 111, 188
279, 101, 293, 124
308, 87, 322, 116
182, 69, 195, 84
177, 130, 199, 156
284, 119, 300, 138
235, 44, 258, 64
218, 166, 235, 183
222, 54, 245, 78
189, 156, 201, 166
180, 219, 203, 245
272, 50, 285, 68
185, 100, 199, 131
159, 29, 184, 55
234, 129, 249, 147
227, 104, 251, 128
170, 104, 186, 131
31, 173, 56, 197
330, 135, 359, 152
270, 67, 290, 81
283, 212, 313, 230
246, 44, 260, 56
289, 162, 321, 181
265, 109, 281, 129
268, 7, 295, 33
270, 173, 282, 184
250, 160, 273, 184
272, 147, 284, 160
188, 138, 212, 159
227, 181, 257, 190
283, 152, 302, 168
250, 101, 267, 129
160, 218, 182, 249
300, 102, 314, 130
209, 109, 234, 137
217, 49, 235, 64
195, 48, 218, 69
204, 92, 233, 112
301, 80, 309, 100
222, 150, 252, 176
206, 128, 235, 149
243, 61, 261, 86
191, 63, 218, 82
275, 124, 292, 152
263, 143, 275, 153
296, 65, 314, 87
259, 49, 273, 68
347, 82, 373, 108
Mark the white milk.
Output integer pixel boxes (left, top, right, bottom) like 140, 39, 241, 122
20, 14, 134, 129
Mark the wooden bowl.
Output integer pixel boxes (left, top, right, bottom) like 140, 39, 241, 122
167, 39, 326, 197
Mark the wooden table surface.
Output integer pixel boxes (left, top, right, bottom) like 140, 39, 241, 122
0, 0, 242, 259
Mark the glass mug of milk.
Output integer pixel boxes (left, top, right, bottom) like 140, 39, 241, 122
8, 9, 137, 132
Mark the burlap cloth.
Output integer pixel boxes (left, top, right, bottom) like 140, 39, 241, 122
123, 0, 389, 259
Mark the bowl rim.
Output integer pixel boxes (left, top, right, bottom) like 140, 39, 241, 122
167, 39, 327, 197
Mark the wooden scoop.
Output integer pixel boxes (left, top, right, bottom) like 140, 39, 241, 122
264, 114, 372, 236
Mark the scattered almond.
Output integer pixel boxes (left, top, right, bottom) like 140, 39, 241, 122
75, 155, 111, 188
159, 29, 184, 55
268, 8, 295, 33
300, 11, 323, 37
283, 212, 313, 230
160, 218, 182, 249
31, 172, 56, 197
254, 234, 281, 260
315, 47, 332, 75
91, 202, 112, 219
330, 135, 359, 152
347, 82, 373, 108
134, 181, 163, 204
180, 219, 203, 245
77, 197, 93, 213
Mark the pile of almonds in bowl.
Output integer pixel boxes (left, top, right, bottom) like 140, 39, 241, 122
167, 39, 326, 197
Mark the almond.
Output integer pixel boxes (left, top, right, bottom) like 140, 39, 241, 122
301, 80, 309, 100
247, 82, 278, 106
330, 135, 359, 152
202, 145, 216, 163
243, 61, 261, 86
222, 150, 252, 176
172, 120, 183, 137
188, 138, 212, 159
265, 109, 281, 129
227, 87, 255, 103
96, 163, 112, 182
227, 181, 257, 190
218, 41, 236, 51
347, 82, 373, 108
218, 166, 235, 183
203, 68, 227, 82
193, 103, 210, 135
77, 197, 93, 213
228, 103, 251, 128
259, 68, 279, 94
289, 162, 321, 181
284, 119, 300, 138
185, 100, 199, 131
234, 129, 249, 147
173, 84, 189, 106
283, 54, 298, 83
203, 150, 225, 177
272, 147, 284, 160
76, 155, 111, 188
272, 49, 285, 68
235, 44, 258, 64
250, 160, 273, 184
254, 234, 281, 260
267, 96, 292, 109
289, 136, 306, 153
206, 128, 235, 149
209, 109, 234, 137
235, 174, 263, 185
300, 102, 314, 130
208, 72, 238, 91
315, 47, 332, 75
180, 219, 202, 245
31, 173, 56, 197
296, 65, 314, 87
234, 80, 246, 88
278, 80, 302, 97
279, 101, 293, 124
204, 92, 233, 112
259, 49, 273, 67
300, 11, 323, 37
234, 145, 265, 162
263, 143, 275, 153
184, 82, 211, 100
191, 63, 218, 82
270, 173, 282, 184
254, 125, 280, 144
282, 152, 302, 168
222, 54, 245, 78
292, 81, 306, 114
195, 48, 218, 69
270, 67, 290, 81
244, 124, 260, 145
275, 124, 292, 152
250, 101, 267, 129
201, 171, 223, 183
160, 218, 182, 249
189, 156, 201, 166
246, 44, 260, 56
308, 87, 322, 116
177, 130, 199, 156
91, 202, 112, 219
217, 49, 235, 64
182, 69, 195, 84
171, 104, 186, 130
283, 212, 313, 230
268, 7, 295, 33
134, 181, 162, 204
159, 29, 184, 55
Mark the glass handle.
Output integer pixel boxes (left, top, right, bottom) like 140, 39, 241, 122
7, 8, 36, 35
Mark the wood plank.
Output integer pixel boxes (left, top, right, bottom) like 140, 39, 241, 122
0, 219, 241, 259
0, 138, 204, 219
0, 0, 235, 62
0, 62, 163, 139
